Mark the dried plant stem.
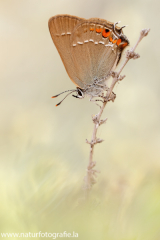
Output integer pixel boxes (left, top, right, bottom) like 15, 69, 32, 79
84, 29, 150, 198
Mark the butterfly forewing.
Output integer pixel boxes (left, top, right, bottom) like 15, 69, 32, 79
48, 15, 85, 88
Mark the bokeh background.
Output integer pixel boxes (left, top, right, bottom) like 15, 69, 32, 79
0, 0, 160, 239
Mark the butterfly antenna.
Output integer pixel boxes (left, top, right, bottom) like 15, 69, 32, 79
51, 89, 76, 98
55, 90, 77, 107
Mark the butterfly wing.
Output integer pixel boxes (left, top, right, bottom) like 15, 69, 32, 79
48, 14, 86, 88
49, 15, 128, 90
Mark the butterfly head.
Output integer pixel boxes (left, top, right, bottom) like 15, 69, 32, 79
52, 87, 85, 106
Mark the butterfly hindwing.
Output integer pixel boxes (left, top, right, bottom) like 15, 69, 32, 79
71, 20, 119, 85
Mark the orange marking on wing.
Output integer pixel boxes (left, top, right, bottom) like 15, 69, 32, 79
109, 37, 113, 42
90, 28, 94, 31
113, 39, 117, 44
96, 28, 102, 33
102, 29, 110, 38
116, 39, 122, 46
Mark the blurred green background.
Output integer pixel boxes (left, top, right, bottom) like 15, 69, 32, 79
0, 0, 160, 239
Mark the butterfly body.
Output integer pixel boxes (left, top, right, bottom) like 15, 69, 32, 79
48, 15, 129, 104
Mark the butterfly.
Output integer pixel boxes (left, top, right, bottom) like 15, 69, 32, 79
48, 14, 129, 106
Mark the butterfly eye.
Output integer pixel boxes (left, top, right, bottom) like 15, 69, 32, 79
77, 89, 83, 96
72, 89, 84, 99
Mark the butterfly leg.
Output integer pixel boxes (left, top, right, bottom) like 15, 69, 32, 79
89, 96, 103, 108
104, 90, 116, 102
